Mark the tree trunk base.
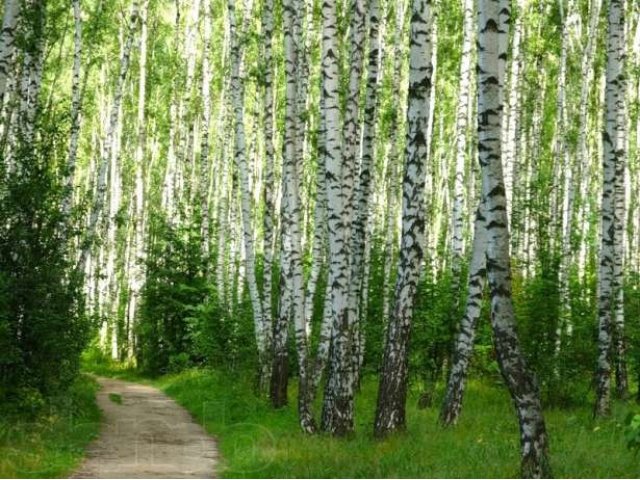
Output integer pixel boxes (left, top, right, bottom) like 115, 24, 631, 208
321, 393, 355, 437
270, 354, 289, 408
521, 450, 552, 479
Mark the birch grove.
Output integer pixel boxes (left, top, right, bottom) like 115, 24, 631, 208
3, 0, 640, 477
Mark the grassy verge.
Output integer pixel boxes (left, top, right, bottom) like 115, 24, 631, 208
84, 361, 640, 478
0, 375, 101, 478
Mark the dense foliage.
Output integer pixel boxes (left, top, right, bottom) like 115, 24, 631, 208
0, 119, 89, 404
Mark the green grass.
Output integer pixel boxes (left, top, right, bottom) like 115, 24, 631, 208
96, 367, 636, 478
108, 393, 122, 404
0, 375, 101, 478
81, 355, 640, 478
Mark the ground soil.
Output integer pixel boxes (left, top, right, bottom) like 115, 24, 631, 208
72, 377, 218, 478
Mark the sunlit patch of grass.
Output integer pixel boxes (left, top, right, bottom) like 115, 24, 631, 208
81, 348, 142, 382
0, 375, 101, 478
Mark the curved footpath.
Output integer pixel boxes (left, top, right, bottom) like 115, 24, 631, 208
72, 377, 218, 479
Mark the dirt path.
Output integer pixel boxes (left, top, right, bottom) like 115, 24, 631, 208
72, 377, 218, 479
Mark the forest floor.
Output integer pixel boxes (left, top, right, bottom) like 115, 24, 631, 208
72, 377, 218, 478
81, 363, 640, 478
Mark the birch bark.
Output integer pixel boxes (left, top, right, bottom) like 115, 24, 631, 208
349, 0, 382, 384
260, 0, 276, 390
227, 0, 268, 387
577, 0, 603, 277
556, 0, 576, 360
595, 0, 626, 417
440, 201, 487, 426
320, 0, 369, 436
0, 0, 20, 102
126, 0, 149, 360
200, 0, 212, 262
318, 0, 353, 436
279, 0, 316, 432
477, 0, 550, 475
63, 0, 83, 231
450, 0, 475, 301
374, 0, 433, 438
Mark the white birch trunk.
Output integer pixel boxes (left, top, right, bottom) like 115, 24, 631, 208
374, 0, 433, 438
477, 0, 550, 475
14, 0, 44, 155
0, 0, 20, 102
440, 200, 487, 426
126, 0, 149, 361
318, 0, 352, 436
349, 0, 382, 385
63, 0, 83, 233
577, 0, 603, 278
381, 0, 406, 325
450, 0, 475, 300
228, 0, 269, 388
595, 0, 626, 417
320, 0, 367, 436
260, 0, 276, 385
556, 0, 576, 360
200, 0, 212, 262
502, 0, 524, 230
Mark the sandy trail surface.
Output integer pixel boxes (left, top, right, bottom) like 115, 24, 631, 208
72, 377, 218, 478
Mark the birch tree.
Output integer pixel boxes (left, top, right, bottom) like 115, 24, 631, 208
450, 0, 475, 301
15, 0, 45, 150
0, 0, 20, 103
62, 0, 83, 232
260, 0, 276, 392
374, 0, 433, 438
318, 0, 354, 436
502, 0, 524, 228
227, 0, 271, 394
313, 0, 368, 416
440, 201, 487, 426
200, 0, 213, 262
381, 0, 406, 325
595, 0, 627, 416
277, 0, 316, 432
556, 0, 576, 360
126, 0, 149, 360
577, 0, 603, 277
476, 0, 550, 475
349, 0, 382, 384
